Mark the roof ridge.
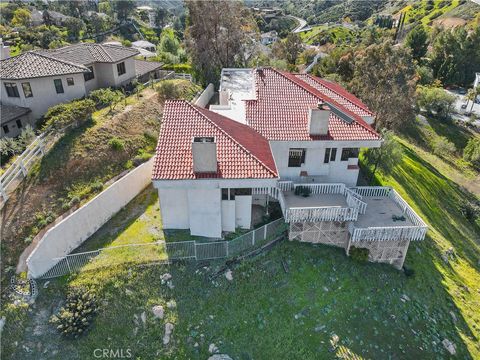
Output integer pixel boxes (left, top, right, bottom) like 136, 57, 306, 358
301, 74, 373, 114
271, 68, 379, 138
188, 102, 278, 177
26, 51, 89, 71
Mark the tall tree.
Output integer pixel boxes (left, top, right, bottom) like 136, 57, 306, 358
154, 7, 168, 29
65, 18, 85, 41
349, 41, 416, 130
185, 0, 250, 85
272, 33, 303, 66
11, 8, 31, 28
405, 26, 428, 62
115, 0, 135, 22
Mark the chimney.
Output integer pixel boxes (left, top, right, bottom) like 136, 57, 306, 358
192, 137, 217, 173
0, 39, 10, 60
219, 88, 229, 106
308, 101, 330, 136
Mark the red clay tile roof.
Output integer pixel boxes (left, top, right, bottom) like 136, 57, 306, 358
245, 68, 380, 141
152, 100, 278, 180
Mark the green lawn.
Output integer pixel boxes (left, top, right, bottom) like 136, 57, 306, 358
2, 122, 480, 358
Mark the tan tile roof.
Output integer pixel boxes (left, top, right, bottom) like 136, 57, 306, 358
0, 52, 89, 80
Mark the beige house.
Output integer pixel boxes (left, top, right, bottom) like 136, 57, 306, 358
0, 43, 162, 136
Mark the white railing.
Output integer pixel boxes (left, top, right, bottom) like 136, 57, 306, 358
351, 186, 392, 197
351, 226, 427, 242
174, 73, 193, 81
0, 133, 47, 204
286, 206, 358, 222
293, 183, 345, 195
278, 181, 293, 191
389, 189, 427, 227
346, 192, 367, 214
37, 218, 286, 279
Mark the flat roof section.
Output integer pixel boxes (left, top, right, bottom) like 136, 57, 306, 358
355, 196, 414, 228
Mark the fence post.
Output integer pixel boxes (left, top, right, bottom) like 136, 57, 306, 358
252, 230, 255, 246
194, 241, 197, 260
225, 241, 229, 257
0, 183, 8, 202
19, 159, 27, 176
264, 223, 268, 239
65, 257, 72, 274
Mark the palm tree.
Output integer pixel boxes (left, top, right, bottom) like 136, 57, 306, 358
465, 88, 477, 112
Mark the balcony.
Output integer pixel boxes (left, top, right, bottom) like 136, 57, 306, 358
276, 182, 366, 223
349, 187, 428, 243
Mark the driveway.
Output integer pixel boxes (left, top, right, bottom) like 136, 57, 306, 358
445, 89, 480, 127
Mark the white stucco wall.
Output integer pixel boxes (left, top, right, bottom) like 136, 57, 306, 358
158, 188, 189, 229
235, 195, 252, 229
1, 73, 87, 119
112, 57, 136, 86
221, 200, 236, 232
269, 139, 381, 184
187, 188, 222, 238
27, 159, 154, 278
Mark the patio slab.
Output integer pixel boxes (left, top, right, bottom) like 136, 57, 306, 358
355, 197, 414, 228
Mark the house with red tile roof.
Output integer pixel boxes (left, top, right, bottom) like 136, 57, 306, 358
152, 68, 427, 268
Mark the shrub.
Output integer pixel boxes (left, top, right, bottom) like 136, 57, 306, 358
463, 137, 480, 168
133, 151, 151, 166
69, 195, 81, 207
156, 80, 181, 101
89, 181, 104, 192
415, 85, 455, 118
349, 246, 370, 262
459, 200, 479, 222
403, 266, 416, 277
50, 287, 97, 338
43, 99, 95, 131
89, 88, 124, 110
431, 136, 456, 157
109, 137, 125, 151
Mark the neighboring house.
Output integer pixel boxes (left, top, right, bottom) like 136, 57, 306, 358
134, 59, 164, 83
30, 9, 44, 26
152, 68, 428, 269
260, 31, 278, 45
0, 43, 140, 131
132, 40, 156, 53
0, 52, 89, 121
0, 103, 32, 138
43, 10, 73, 26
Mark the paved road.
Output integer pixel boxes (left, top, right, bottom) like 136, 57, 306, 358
286, 15, 308, 33
445, 89, 480, 126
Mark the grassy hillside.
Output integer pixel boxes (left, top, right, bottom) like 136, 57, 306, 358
0, 81, 201, 283
3, 117, 479, 359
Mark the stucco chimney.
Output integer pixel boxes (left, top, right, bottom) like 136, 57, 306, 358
219, 88, 229, 106
192, 137, 217, 173
308, 102, 330, 136
0, 39, 10, 60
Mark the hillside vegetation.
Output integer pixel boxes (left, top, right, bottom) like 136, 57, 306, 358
0, 81, 201, 283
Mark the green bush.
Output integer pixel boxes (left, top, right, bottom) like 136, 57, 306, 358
109, 137, 125, 151
89, 181, 104, 193
89, 88, 124, 110
50, 287, 97, 338
161, 63, 193, 74
349, 246, 370, 262
431, 136, 456, 157
463, 137, 480, 168
43, 99, 95, 131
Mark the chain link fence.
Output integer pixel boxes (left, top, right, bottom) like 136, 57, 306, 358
38, 218, 287, 279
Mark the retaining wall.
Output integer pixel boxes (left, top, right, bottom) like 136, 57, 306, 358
27, 159, 154, 278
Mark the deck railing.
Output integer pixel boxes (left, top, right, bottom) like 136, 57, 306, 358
351, 226, 427, 242
293, 182, 345, 195
351, 186, 392, 197
285, 206, 358, 222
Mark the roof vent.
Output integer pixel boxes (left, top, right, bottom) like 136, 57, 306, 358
192, 137, 217, 173
308, 102, 330, 136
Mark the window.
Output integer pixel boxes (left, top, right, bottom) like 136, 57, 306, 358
4, 82, 19, 97
288, 148, 306, 167
21, 82, 33, 98
2, 124, 9, 134
54, 79, 64, 94
117, 62, 126, 76
330, 148, 337, 162
84, 66, 95, 81
16, 119, 23, 129
66, 77, 74, 86
221, 188, 252, 200
341, 148, 359, 161
324, 148, 330, 163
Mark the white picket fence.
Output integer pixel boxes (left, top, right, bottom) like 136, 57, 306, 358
0, 133, 49, 205
38, 218, 286, 279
